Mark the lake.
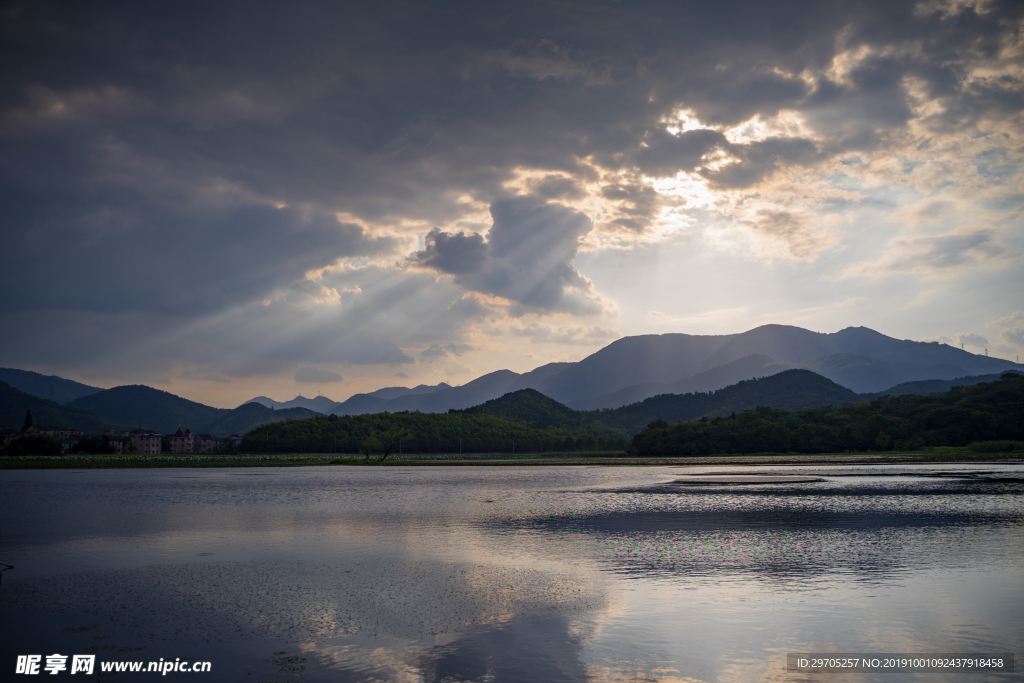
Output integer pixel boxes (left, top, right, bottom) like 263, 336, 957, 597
1, 463, 1021, 682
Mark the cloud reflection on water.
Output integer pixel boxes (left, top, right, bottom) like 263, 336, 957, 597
477, 475, 1024, 584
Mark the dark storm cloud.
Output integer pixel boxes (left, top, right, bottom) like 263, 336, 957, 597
1, 0, 1020, 374
527, 174, 587, 200
0, 179, 392, 314
414, 229, 488, 275
413, 196, 603, 315
633, 128, 822, 189
635, 128, 728, 177
706, 136, 821, 189
486, 38, 611, 84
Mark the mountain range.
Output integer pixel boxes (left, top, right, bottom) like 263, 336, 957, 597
546, 325, 1018, 407
0, 380, 135, 434
0, 381, 319, 437
296, 325, 1020, 414
2, 324, 1020, 437
65, 385, 319, 435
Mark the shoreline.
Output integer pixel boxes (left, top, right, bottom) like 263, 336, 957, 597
1, 451, 1021, 469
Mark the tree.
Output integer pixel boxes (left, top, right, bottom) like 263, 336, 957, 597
16, 435, 62, 456
77, 435, 115, 454
2, 441, 27, 457
377, 426, 411, 461
360, 434, 381, 463
22, 409, 33, 432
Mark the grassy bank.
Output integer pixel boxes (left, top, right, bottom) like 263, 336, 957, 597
0, 451, 622, 469
0, 453, 343, 469
1, 448, 1022, 469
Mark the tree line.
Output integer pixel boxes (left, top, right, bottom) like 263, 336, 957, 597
629, 372, 1024, 456
240, 410, 629, 454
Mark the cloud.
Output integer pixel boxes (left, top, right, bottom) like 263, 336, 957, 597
911, 231, 1007, 269
527, 174, 588, 201
393, 372, 409, 379
412, 196, 607, 315
413, 230, 488, 275
957, 332, 990, 348
420, 343, 474, 359
0, 267, 500, 382
705, 136, 820, 189
843, 228, 1007, 278
508, 321, 619, 346
0, 175, 396, 315
294, 367, 343, 383
598, 178, 665, 234
992, 311, 1024, 348
486, 39, 610, 85
635, 129, 729, 178
741, 209, 835, 260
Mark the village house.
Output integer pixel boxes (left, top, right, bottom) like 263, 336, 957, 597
192, 433, 221, 453
167, 427, 195, 453
54, 428, 84, 442
1, 429, 20, 447
5, 423, 234, 456
130, 430, 162, 455
4, 426, 84, 449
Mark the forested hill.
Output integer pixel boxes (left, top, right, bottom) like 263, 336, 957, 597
456, 388, 623, 440
629, 372, 1024, 457
859, 372, 1020, 400
590, 370, 860, 435
66, 385, 318, 436
0, 368, 103, 404
241, 410, 628, 454
67, 385, 224, 433
0, 381, 134, 433
203, 403, 319, 436
237, 373, 859, 454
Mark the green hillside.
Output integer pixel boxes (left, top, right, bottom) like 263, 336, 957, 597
862, 372, 1020, 400
590, 369, 860, 435
242, 409, 625, 454
630, 372, 1024, 456
0, 381, 134, 433
457, 388, 624, 440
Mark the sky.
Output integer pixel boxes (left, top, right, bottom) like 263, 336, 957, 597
1, 0, 1022, 408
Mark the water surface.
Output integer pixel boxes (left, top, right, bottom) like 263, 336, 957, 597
1, 464, 1021, 681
